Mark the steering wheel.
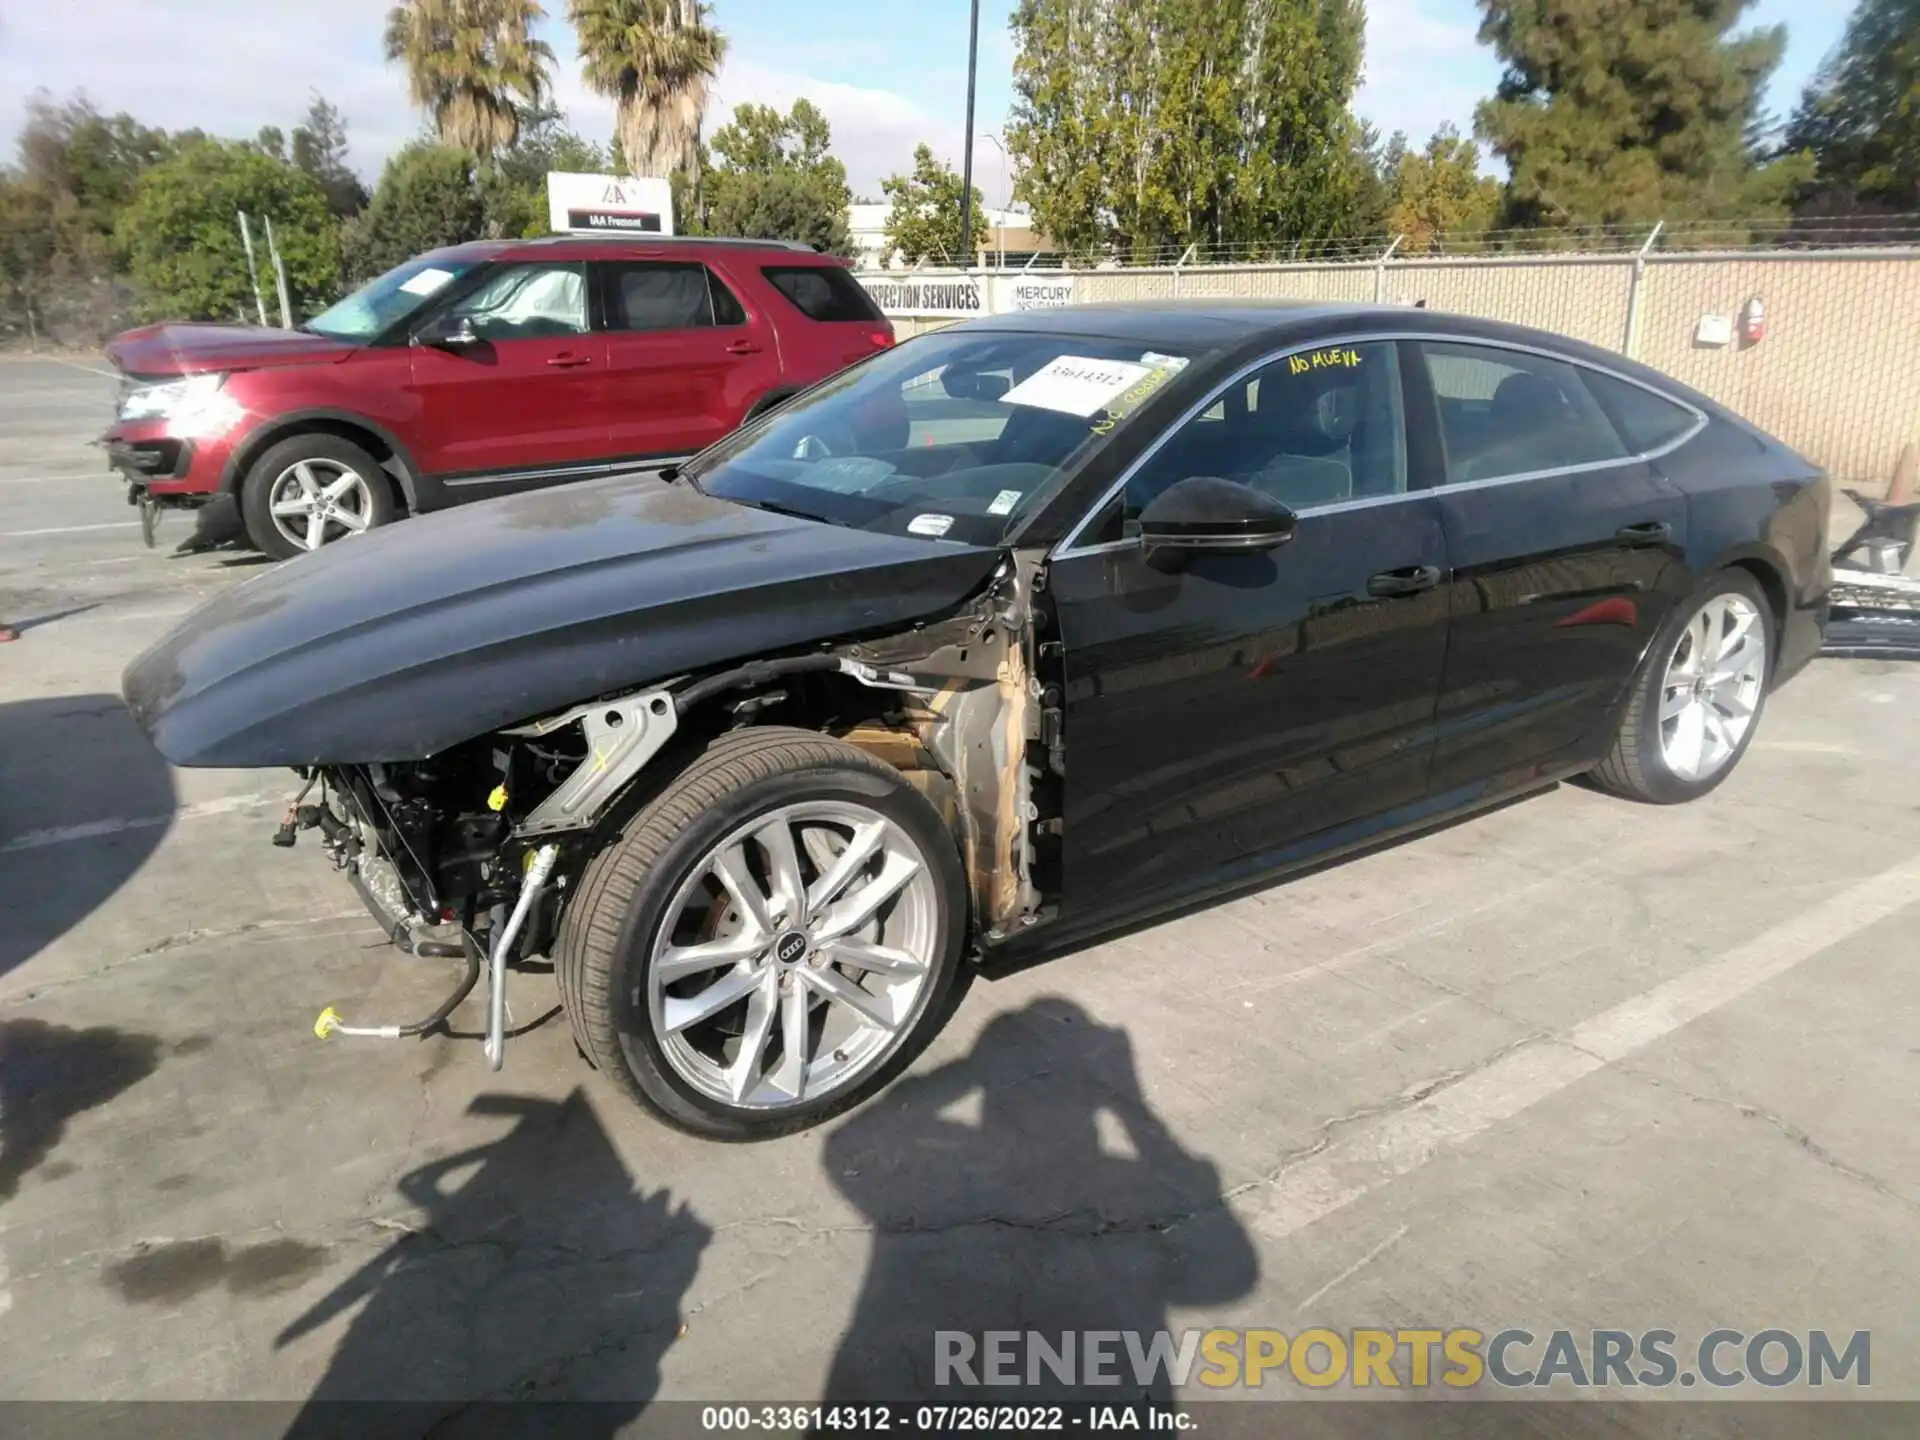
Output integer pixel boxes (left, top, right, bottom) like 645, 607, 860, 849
793, 434, 834, 461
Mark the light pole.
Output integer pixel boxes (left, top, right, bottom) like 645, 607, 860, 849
980, 132, 1008, 267
958, 0, 980, 269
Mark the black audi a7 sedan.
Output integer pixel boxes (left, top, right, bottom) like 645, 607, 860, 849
124, 300, 1831, 1138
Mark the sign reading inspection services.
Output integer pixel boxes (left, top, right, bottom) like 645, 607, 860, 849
859, 277, 985, 317
546, 172, 674, 235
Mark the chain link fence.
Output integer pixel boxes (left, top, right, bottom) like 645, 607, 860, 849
858, 230, 1920, 485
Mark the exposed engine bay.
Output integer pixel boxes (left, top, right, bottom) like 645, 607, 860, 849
285, 556, 1061, 1065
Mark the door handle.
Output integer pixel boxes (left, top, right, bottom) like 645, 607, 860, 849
725, 339, 764, 355
1366, 564, 1443, 598
1615, 520, 1672, 545
546, 354, 592, 368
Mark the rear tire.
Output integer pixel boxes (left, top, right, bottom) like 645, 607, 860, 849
240, 433, 394, 559
555, 727, 968, 1140
1589, 569, 1774, 803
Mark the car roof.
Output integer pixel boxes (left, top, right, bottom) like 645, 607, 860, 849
432, 235, 838, 264
946, 298, 1723, 408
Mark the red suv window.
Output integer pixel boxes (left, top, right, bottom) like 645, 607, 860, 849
761, 266, 883, 323
603, 262, 747, 331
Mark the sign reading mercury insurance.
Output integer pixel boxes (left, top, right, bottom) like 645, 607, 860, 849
546, 173, 675, 236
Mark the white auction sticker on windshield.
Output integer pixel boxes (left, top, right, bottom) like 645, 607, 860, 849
1002, 356, 1153, 416
907, 513, 955, 537
986, 489, 1022, 516
400, 267, 456, 297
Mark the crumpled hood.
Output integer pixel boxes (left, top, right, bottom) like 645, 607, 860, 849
123, 474, 1002, 767
108, 323, 356, 377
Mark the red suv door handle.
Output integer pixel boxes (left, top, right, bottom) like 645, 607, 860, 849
725, 339, 764, 355
547, 353, 592, 368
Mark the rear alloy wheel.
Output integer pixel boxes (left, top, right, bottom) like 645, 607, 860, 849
557, 728, 967, 1139
240, 433, 394, 559
1590, 569, 1774, 803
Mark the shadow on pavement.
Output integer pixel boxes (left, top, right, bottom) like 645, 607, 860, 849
0, 694, 175, 979
276, 1089, 709, 1437
0, 1017, 162, 1202
822, 997, 1259, 1402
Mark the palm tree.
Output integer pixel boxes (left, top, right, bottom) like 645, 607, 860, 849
384, 0, 556, 161
569, 0, 727, 188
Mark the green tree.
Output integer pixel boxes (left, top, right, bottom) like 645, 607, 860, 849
1475, 0, 1804, 228
342, 142, 485, 280
569, 0, 727, 189
1385, 124, 1502, 251
1785, 0, 1920, 211
881, 144, 989, 264
1007, 0, 1367, 258
16, 92, 173, 266
485, 106, 612, 236
383, 0, 555, 161
0, 175, 62, 344
1347, 122, 1408, 236
115, 138, 339, 322
292, 93, 372, 218
703, 100, 852, 252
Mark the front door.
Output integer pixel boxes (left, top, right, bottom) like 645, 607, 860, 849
406, 261, 608, 491
1049, 340, 1451, 921
595, 260, 783, 464
1407, 340, 1694, 796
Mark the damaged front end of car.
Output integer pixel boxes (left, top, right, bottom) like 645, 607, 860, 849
285, 555, 1062, 1069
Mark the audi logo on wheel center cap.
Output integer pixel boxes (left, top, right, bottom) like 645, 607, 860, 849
773, 931, 809, 966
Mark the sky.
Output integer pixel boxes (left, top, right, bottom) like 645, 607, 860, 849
0, 0, 1858, 209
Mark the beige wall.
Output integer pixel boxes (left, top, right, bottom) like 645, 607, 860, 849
1634, 257, 1919, 483
861, 250, 1920, 484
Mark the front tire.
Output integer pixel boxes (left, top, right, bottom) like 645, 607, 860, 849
556, 727, 968, 1140
240, 433, 394, 559
1589, 569, 1774, 803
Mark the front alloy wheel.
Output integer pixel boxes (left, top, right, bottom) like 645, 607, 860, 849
239, 432, 396, 560
267, 458, 377, 552
648, 801, 941, 1110
557, 728, 967, 1139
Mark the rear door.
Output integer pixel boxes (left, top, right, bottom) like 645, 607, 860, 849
1408, 339, 1695, 795
1049, 340, 1451, 919
405, 261, 607, 486
595, 260, 780, 464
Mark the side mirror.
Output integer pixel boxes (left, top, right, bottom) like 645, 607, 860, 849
414, 313, 479, 349
1137, 476, 1296, 569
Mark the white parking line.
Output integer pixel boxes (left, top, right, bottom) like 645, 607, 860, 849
0, 474, 107, 487
1241, 852, 1920, 1241
1, 789, 287, 854
0, 522, 140, 539
38, 357, 120, 381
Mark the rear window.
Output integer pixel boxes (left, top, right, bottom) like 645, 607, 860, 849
1579, 369, 1699, 454
762, 265, 883, 323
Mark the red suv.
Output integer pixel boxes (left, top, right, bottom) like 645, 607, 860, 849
103, 236, 894, 557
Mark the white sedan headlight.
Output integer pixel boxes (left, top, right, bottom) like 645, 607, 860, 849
118, 372, 243, 438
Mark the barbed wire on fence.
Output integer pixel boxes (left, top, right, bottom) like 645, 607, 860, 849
948, 213, 1920, 271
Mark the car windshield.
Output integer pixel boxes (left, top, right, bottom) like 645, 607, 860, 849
303, 255, 480, 341
686, 330, 1206, 545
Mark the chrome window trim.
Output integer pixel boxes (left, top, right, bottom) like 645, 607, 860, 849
1050, 331, 1708, 560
